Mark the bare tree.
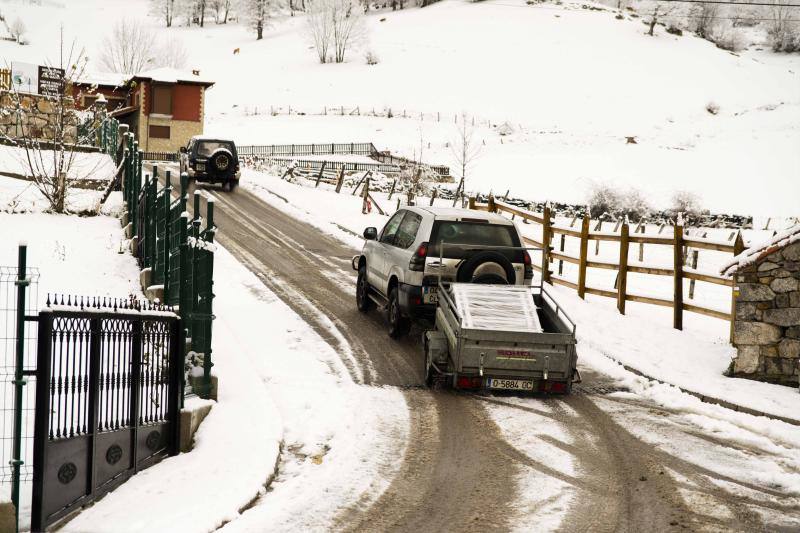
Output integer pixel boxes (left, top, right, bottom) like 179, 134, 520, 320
645, 2, 674, 36
239, 0, 279, 40
449, 112, 481, 207
306, 0, 334, 62
306, 0, 365, 63
3, 34, 105, 213
99, 20, 157, 73
198, 0, 207, 26
150, 0, 177, 27
331, 0, 365, 63
9, 17, 26, 42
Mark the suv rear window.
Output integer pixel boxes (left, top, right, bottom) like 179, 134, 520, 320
428, 221, 522, 261
196, 141, 234, 157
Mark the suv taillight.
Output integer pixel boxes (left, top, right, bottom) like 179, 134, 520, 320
409, 242, 428, 272
524, 250, 533, 280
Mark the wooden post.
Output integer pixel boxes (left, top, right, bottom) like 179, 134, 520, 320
541, 204, 552, 284
638, 223, 645, 262
503, 189, 509, 201
315, 161, 327, 187
335, 167, 344, 193
362, 177, 371, 214
558, 234, 565, 275
429, 188, 437, 206
577, 215, 590, 299
396, 198, 400, 211
487, 195, 497, 213
730, 231, 744, 343
595, 220, 602, 255
673, 224, 684, 331
688, 250, 699, 299
617, 223, 629, 314
388, 179, 396, 200
468, 196, 476, 210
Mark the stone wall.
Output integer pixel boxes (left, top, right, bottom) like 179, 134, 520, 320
0, 90, 81, 143
731, 241, 800, 386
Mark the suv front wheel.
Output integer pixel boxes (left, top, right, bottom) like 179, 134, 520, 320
356, 266, 373, 313
388, 287, 411, 338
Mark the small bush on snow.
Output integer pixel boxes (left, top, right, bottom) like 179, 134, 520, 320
666, 25, 682, 36
588, 182, 622, 220
669, 190, 707, 222
9, 16, 26, 42
711, 21, 746, 52
705, 101, 720, 115
364, 50, 379, 65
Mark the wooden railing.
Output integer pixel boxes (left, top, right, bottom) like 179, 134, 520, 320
0, 69, 10, 91
469, 196, 745, 336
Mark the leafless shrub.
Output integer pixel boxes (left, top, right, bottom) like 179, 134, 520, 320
587, 182, 623, 219
364, 49, 379, 65
711, 21, 747, 52
158, 35, 189, 68
706, 101, 720, 115
669, 190, 707, 222
766, 4, 800, 52
690, 2, 718, 39
306, 0, 366, 63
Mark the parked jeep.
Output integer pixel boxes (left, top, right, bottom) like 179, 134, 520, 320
352, 206, 533, 337
180, 136, 240, 191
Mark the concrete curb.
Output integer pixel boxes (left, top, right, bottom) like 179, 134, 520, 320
611, 357, 800, 427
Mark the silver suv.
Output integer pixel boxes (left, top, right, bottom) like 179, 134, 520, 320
352, 206, 533, 337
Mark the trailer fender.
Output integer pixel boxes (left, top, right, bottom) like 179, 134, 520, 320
424, 330, 449, 365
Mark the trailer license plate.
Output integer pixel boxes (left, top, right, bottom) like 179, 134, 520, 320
196, 163, 205, 171
422, 287, 438, 304
487, 378, 534, 391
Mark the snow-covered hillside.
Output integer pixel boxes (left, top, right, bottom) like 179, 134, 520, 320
2, 0, 798, 215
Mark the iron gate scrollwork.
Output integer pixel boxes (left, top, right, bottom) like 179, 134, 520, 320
31, 306, 182, 531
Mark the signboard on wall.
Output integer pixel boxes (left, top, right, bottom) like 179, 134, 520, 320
38, 66, 65, 96
10, 62, 38, 94
9, 62, 65, 96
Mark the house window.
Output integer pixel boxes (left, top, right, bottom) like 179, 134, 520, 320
149, 125, 170, 139
151, 84, 172, 115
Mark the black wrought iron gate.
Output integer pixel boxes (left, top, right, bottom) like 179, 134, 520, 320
31, 305, 182, 531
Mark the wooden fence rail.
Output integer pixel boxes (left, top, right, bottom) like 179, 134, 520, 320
471, 197, 745, 336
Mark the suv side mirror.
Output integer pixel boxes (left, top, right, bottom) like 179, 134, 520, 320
363, 227, 377, 240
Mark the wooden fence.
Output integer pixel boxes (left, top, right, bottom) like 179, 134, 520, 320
470, 197, 744, 336
263, 156, 401, 176
0, 69, 10, 91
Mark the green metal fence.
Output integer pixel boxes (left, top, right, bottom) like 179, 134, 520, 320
119, 135, 217, 400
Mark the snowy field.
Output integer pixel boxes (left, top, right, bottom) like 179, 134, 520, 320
1, 0, 798, 216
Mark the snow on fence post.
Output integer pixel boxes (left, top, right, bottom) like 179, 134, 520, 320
673, 224, 684, 330
730, 231, 745, 342
617, 222, 629, 314
577, 215, 590, 299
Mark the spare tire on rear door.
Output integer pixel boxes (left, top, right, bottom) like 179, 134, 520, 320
456, 251, 516, 285
209, 148, 233, 175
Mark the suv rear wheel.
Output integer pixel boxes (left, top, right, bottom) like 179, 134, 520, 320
356, 266, 373, 313
388, 287, 410, 338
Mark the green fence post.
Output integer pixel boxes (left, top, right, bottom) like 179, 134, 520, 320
11, 244, 30, 533
203, 199, 216, 398
178, 213, 192, 398
149, 177, 157, 268
164, 170, 172, 299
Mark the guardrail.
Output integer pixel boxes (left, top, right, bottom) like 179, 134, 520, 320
238, 142, 376, 157
469, 196, 744, 338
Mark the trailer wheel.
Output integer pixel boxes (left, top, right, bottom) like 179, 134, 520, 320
388, 287, 410, 338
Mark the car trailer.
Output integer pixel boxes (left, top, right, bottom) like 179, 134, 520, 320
423, 244, 581, 394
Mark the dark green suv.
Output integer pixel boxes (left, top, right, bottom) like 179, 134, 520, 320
180, 136, 240, 191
